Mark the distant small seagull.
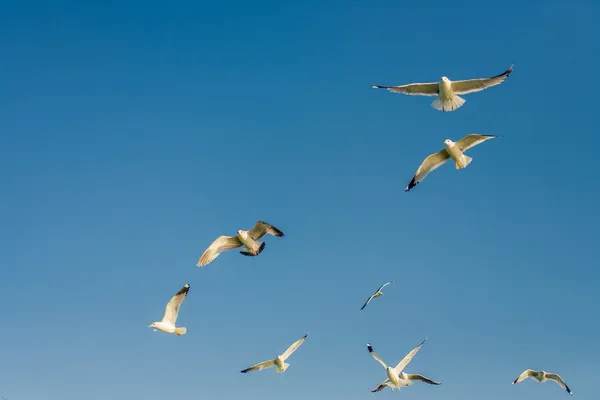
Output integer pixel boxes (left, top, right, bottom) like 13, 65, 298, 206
197, 221, 285, 267
241, 333, 309, 374
513, 369, 573, 395
360, 281, 393, 310
148, 284, 190, 336
373, 64, 513, 112
405, 134, 499, 192
368, 338, 439, 392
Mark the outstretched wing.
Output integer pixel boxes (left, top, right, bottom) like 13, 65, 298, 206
162, 284, 190, 325
360, 294, 376, 310
405, 373, 441, 385
450, 64, 513, 95
455, 134, 499, 152
371, 379, 391, 393
240, 359, 276, 373
376, 280, 393, 293
405, 150, 450, 192
197, 235, 243, 267
394, 338, 427, 373
281, 333, 309, 361
546, 373, 573, 395
248, 221, 285, 240
512, 369, 537, 384
372, 82, 439, 96
367, 343, 388, 369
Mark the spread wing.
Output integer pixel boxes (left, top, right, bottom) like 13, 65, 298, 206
162, 284, 190, 325
248, 221, 285, 240
376, 280, 393, 293
371, 379, 391, 393
240, 359, 276, 373
512, 369, 537, 384
367, 343, 388, 369
360, 294, 376, 310
545, 373, 573, 395
394, 338, 427, 373
450, 64, 513, 95
197, 235, 243, 267
405, 150, 450, 192
281, 333, 309, 361
405, 373, 441, 385
372, 82, 439, 96
455, 134, 499, 152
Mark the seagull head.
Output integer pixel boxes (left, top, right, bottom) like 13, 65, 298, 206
441, 76, 449, 82
444, 139, 453, 145
148, 322, 157, 331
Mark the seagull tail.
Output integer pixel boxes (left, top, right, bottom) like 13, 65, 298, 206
174, 327, 187, 336
431, 95, 465, 112
276, 362, 289, 373
456, 155, 473, 169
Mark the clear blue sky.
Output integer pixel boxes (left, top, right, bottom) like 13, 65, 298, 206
1, 1, 599, 399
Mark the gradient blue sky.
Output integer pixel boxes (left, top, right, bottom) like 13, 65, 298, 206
1, 1, 599, 399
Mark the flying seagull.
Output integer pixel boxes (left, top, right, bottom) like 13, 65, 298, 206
405, 134, 499, 192
373, 64, 513, 112
197, 221, 285, 267
148, 284, 190, 336
241, 333, 309, 374
360, 280, 393, 310
512, 369, 573, 395
367, 338, 439, 393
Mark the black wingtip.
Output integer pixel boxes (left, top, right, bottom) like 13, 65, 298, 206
405, 177, 418, 192
240, 369, 249, 373
176, 284, 190, 296
367, 343, 374, 352
240, 242, 266, 257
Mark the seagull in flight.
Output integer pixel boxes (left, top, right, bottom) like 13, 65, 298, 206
512, 369, 573, 395
148, 284, 190, 336
367, 338, 440, 392
197, 221, 285, 267
373, 64, 513, 112
241, 333, 309, 374
360, 280, 393, 310
405, 134, 499, 192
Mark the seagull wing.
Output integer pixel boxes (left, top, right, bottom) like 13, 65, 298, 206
360, 294, 376, 310
281, 333, 309, 361
512, 369, 537, 384
197, 235, 243, 267
455, 134, 499, 152
376, 280, 393, 292
162, 284, 190, 326
372, 82, 439, 96
405, 373, 441, 385
394, 338, 427, 373
248, 221, 285, 240
371, 379, 392, 393
450, 65, 513, 95
240, 359, 276, 373
405, 150, 450, 192
367, 343, 388, 369
545, 373, 573, 395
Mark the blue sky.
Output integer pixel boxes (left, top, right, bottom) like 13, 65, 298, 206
1, 0, 599, 399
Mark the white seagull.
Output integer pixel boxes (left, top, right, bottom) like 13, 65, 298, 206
405, 134, 499, 192
513, 369, 573, 395
361, 280, 393, 310
367, 338, 440, 392
197, 221, 285, 267
373, 64, 513, 112
241, 333, 309, 374
148, 284, 190, 336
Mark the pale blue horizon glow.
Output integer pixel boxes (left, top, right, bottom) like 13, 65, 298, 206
1, 1, 599, 399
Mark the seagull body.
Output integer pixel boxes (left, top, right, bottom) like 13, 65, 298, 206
513, 369, 573, 395
149, 284, 190, 336
361, 281, 393, 310
373, 64, 513, 112
405, 134, 499, 192
368, 338, 440, 393
241, 333, 309, 374
197, 221, 284, 267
